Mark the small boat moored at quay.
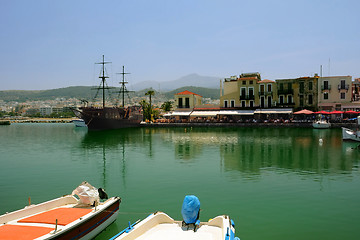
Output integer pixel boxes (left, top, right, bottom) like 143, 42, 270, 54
342, 127, 360, 142
110, 195, 239, 240
72, 119, 87, 128
312, 120, 331, 129
0, 181, 120, 240
342, 117, 360, 142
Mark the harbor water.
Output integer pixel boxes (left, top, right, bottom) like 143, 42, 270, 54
1, 123, 360, 239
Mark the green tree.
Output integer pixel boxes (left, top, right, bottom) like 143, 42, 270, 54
161, 101, 173, 112
145, 89, 155, 107
139, 99, 151, 121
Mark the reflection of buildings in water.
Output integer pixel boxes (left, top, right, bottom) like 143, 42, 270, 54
164, 131, 238, 161
221, 130, 355, 176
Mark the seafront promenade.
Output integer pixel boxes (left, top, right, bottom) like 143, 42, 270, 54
4, 117, 358, 129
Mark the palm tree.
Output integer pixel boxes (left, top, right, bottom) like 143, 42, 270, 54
145, 89, 155, 107
161, 101, 173, 112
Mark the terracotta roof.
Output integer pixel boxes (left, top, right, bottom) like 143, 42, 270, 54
259, 79, 275, 83
237, 77, 258, 81
175, 90, 202, 97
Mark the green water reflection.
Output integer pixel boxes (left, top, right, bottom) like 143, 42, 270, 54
1, 124, 360, 240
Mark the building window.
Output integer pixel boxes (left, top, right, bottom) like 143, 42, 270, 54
267, 96, 272, 108
324, 92, 328, 100
250, 80, 253, 85
224, 100, 228, 108
323, 81, 329, 90
242, 81, 246, 85
308, 95, 313, 105
178, 98, 183, 108
249, 87, 254, 98
341, 92, 346, 99
299, 95, 304, 106
299, 82, 304, 94
340, 80, 346, 89
288, 82, 292, 90
185, 97, 190, 108
249, 101, 254, 108
241, 101, 246, 107
287, 95, 292, 104
230, 100, 235, 108
279, 95, 284, 104
280, 83, 284, 91
241, 87, 246, 97
267, 84, 272, 92
260, 96, 265, 108
309, 81, 313, 91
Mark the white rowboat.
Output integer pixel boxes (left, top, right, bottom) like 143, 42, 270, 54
110, 212, 239, 240
0, 181, 120, 240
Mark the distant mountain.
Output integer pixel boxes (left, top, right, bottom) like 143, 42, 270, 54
130, 73, 221, 91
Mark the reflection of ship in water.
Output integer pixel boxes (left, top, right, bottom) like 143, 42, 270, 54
74, 56, 142, 130
80, 129, 143, 189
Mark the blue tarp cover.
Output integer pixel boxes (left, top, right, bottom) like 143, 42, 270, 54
181, 195, 200, 224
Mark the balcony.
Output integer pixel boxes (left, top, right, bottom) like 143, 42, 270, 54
277, 102, 295, 106
338, 84, 349, 91
259, 91, 273, 96
240, 95, 255, 100
277, 89, 293, 95
321, 85, 331, 91
177, 105, 190, 109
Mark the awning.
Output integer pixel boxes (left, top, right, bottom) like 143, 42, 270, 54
254, 108, 293, 114
218, 110, 254, 115
293, 109, 314, 114
190, 111, 219, 117
169, 111, 192, 116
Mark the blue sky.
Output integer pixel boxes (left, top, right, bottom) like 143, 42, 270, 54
1, 0, 359, 90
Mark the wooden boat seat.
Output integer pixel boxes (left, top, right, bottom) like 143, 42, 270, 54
17, 207, 93, 226
0, 224, 54, 240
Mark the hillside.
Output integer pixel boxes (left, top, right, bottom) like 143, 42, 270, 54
0, 86, 220, 102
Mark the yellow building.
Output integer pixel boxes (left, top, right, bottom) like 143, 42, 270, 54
276, 76, 319, 111
174, 90, 202, 109
220, 73, 262, 109
258, 79, 276, 108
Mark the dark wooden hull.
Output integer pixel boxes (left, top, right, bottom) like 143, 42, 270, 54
77, 107, 143, 130
83, 116, 141, 130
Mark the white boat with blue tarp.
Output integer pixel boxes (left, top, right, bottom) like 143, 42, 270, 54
109, 195, 240, 240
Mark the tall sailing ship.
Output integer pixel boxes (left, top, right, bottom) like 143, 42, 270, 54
74, 56, 142, 130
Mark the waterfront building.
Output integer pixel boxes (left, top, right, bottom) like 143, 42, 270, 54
352, 78, 360, 102
318, 76, 352, 111
174, 90, 202, 109
258, 79, 276, 108
220, 72, 262, 109
275, 75, 319, 111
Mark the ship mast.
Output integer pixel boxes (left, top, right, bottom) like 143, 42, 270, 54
116, 66, 132, 107
96, 55, 111, 108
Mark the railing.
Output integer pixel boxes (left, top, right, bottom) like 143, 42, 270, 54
240, 95, 255, 100
277, 102, 295, 106
177, 105, 190, 108
338, 84, 349, 91
259, 91, 273, 96
277, 89, 294, 95
321, 85, 331, 91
